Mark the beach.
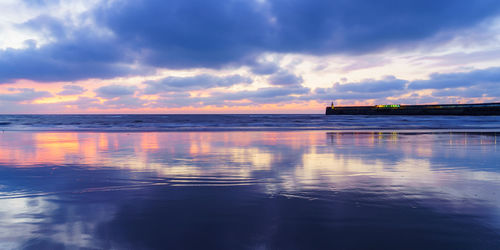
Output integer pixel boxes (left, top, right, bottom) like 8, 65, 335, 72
0, 128, 499, 249
3, 0, 500, 248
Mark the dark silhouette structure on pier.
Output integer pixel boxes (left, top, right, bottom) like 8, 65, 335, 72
326, 102, 500, 115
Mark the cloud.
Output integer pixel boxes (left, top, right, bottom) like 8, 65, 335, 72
313, 76, 407, 101
102, 96, 147, 109
95, 85, 137, 99
20, 14, 67, 39
152, 85, 311, 108
57, 84, 86, 95
0, 38, 142, 83
249, 61, 280, 75
268, 71, 303, 86
408, 67, 500, 90
209, 85, 311, 106
415, 49, 500, 68
312, 67, 500, 103
341, 57, 392, 72
58, 95, 147, 110
62, 96, 102, 110
0, 88, 52, 102
221, 85, 309, 100
94, 0, 269, 69
0, 14, 149, 83
267, 0, 500, 53
144, 74, 252, 94
333, 76, 407, 93
96, 0, 500, 68
2, 0, 500, 83
22, 0, 60, 7
431, 88, 488, 98
407, 66, 500, 100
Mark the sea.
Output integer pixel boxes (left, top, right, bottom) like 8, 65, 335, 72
0, 115, 499, 249
0, 114, 500, 131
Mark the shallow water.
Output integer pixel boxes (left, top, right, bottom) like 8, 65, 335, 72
0, 131, 499, 249
0, 114, 500, 131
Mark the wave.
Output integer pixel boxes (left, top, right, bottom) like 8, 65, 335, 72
0, 114, 499, 132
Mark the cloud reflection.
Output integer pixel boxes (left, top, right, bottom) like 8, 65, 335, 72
0, 131, 499, 248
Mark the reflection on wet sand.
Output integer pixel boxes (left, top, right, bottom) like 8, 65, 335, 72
0, 131, 499, 249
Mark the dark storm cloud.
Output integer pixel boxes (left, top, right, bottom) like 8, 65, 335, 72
94, 0, 269, 69
95, 85, 137, 99
57, 85, 86, 96
96, 0, 500, 68
266, 0, 500, 54
408, 67, 500, 90
2, 0, 500, 83
144, 74, 252, 94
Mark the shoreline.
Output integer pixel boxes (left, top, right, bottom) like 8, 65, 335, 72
1, 128, 500, 133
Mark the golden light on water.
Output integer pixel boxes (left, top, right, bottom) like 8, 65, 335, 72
0, 131, 497, 189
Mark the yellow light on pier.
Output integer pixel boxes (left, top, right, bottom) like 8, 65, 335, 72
376, 104, 400, 108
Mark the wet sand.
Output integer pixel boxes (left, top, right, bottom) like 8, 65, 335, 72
0, 131, 499, 249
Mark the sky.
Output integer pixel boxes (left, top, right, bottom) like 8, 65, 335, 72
1, 0, 500, 114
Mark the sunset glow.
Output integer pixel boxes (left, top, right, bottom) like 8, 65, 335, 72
1, 0, 500, 113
